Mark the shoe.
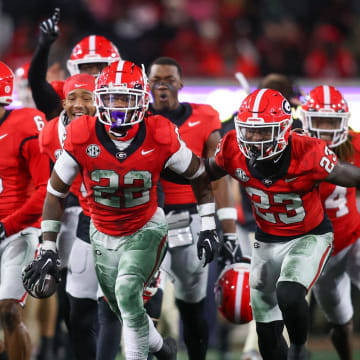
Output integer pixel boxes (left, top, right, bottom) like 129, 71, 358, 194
242, 349, 262, 360
287, 344, 309, 360
153, 337, 177, 360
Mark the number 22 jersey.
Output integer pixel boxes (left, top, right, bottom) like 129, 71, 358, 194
215, 131, 336, 239
62, 114, 183, 236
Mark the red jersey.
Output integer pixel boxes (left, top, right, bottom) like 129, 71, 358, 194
159, 103, 221, 205
0, 108, 50, 235
319, 130, 360, 255
63, 114, 181, 236
39, 114, 89, 216
215, 131, 337, 237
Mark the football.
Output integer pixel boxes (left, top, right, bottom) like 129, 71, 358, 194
27, 274, 57, 299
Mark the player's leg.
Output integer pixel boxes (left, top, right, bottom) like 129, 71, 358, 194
249, 239, 288, 360
277, 232, 333, 360
167, 213, 209, 360
0, 300, 31, 360
0, 228, 39, 360
35, 294, 58, 360
96, 294, 122, 360
313, 243, 354, 360
91, 208, 175, 360
66, 235, 99, 360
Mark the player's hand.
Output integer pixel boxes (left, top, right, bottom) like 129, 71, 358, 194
217, 233, 243, 269
0, 222, 6, 242
22, 246, 61, 293
39, 8, 61, 46
197, 229, 220, 267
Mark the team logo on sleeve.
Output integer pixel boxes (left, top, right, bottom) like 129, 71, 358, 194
86, 144, 100, 158
235, 168, 249, 182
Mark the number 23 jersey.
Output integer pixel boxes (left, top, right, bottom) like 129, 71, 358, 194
63, 114, 182, 236
215, 131, 337, 237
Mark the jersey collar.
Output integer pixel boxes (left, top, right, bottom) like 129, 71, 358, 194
148, 103, 192, 128
95, 119, 146, 163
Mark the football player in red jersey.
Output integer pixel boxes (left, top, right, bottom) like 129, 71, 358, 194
0, 61, 50, 360
39, 73, 101, 359
23, 60, 226, 360
204, 88, 360, 360
147, 57, 238, 360
301, 85, 360, 360
28, 9, 123, 359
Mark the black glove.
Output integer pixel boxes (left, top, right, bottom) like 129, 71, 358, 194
22, 247, 61, 294
39, 8, 61, 46
217, 233, 243, 269
0, 222, 6, 242
197, 229, 220, 267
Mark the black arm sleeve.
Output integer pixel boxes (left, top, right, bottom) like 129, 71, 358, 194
28, 43, 63, 120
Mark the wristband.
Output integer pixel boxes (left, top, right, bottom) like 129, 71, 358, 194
41, 240, 57, 252
201, 216, 216, 231
47, 180, 69, 199
41, 220, 61, 233
217, 207, 237, 221
197, 203, 216, 217
223, 233, 238, 241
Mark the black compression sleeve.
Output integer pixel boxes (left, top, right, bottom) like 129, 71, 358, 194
28, 43, 62, 120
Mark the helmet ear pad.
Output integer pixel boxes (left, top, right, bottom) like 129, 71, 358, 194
214, 263, 253, 324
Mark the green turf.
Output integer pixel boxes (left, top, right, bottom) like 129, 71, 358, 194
116, 349, 360, 359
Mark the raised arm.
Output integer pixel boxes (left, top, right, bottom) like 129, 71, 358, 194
28, 8, 63, 119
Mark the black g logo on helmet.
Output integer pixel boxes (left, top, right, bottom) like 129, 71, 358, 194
282, 99, 291, 114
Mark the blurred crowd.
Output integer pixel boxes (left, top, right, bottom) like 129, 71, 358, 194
1, 0, 360, 79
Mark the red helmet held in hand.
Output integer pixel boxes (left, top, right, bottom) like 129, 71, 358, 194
215, 262, 253, 324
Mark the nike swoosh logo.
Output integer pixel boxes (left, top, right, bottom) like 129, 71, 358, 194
285, 176, 298, 183
74, 84, 88, 88
0, 134, 8, 140
141, 149, 155, 156
188, 121, 200, 127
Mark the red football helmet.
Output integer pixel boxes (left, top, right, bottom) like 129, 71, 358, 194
67, 35, 120, 76
15, 62, 35, 107
0, 61, 14, 105
235, 88, 293, 162
95, 60, 150, 134
301, 85, 350, 148
215, 262, 253, 324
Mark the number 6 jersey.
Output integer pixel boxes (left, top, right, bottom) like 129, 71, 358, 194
59, 114, 187, 236
215, 131, 336, 240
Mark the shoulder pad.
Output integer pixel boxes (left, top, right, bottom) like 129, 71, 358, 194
69, 115, 94, 144
349, 130, 360, 152
147, 114, 174, 145
191, 103, 219, 117
40, 117, 59, 146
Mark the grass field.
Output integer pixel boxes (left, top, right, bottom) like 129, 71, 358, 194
115, 349, 360, 359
